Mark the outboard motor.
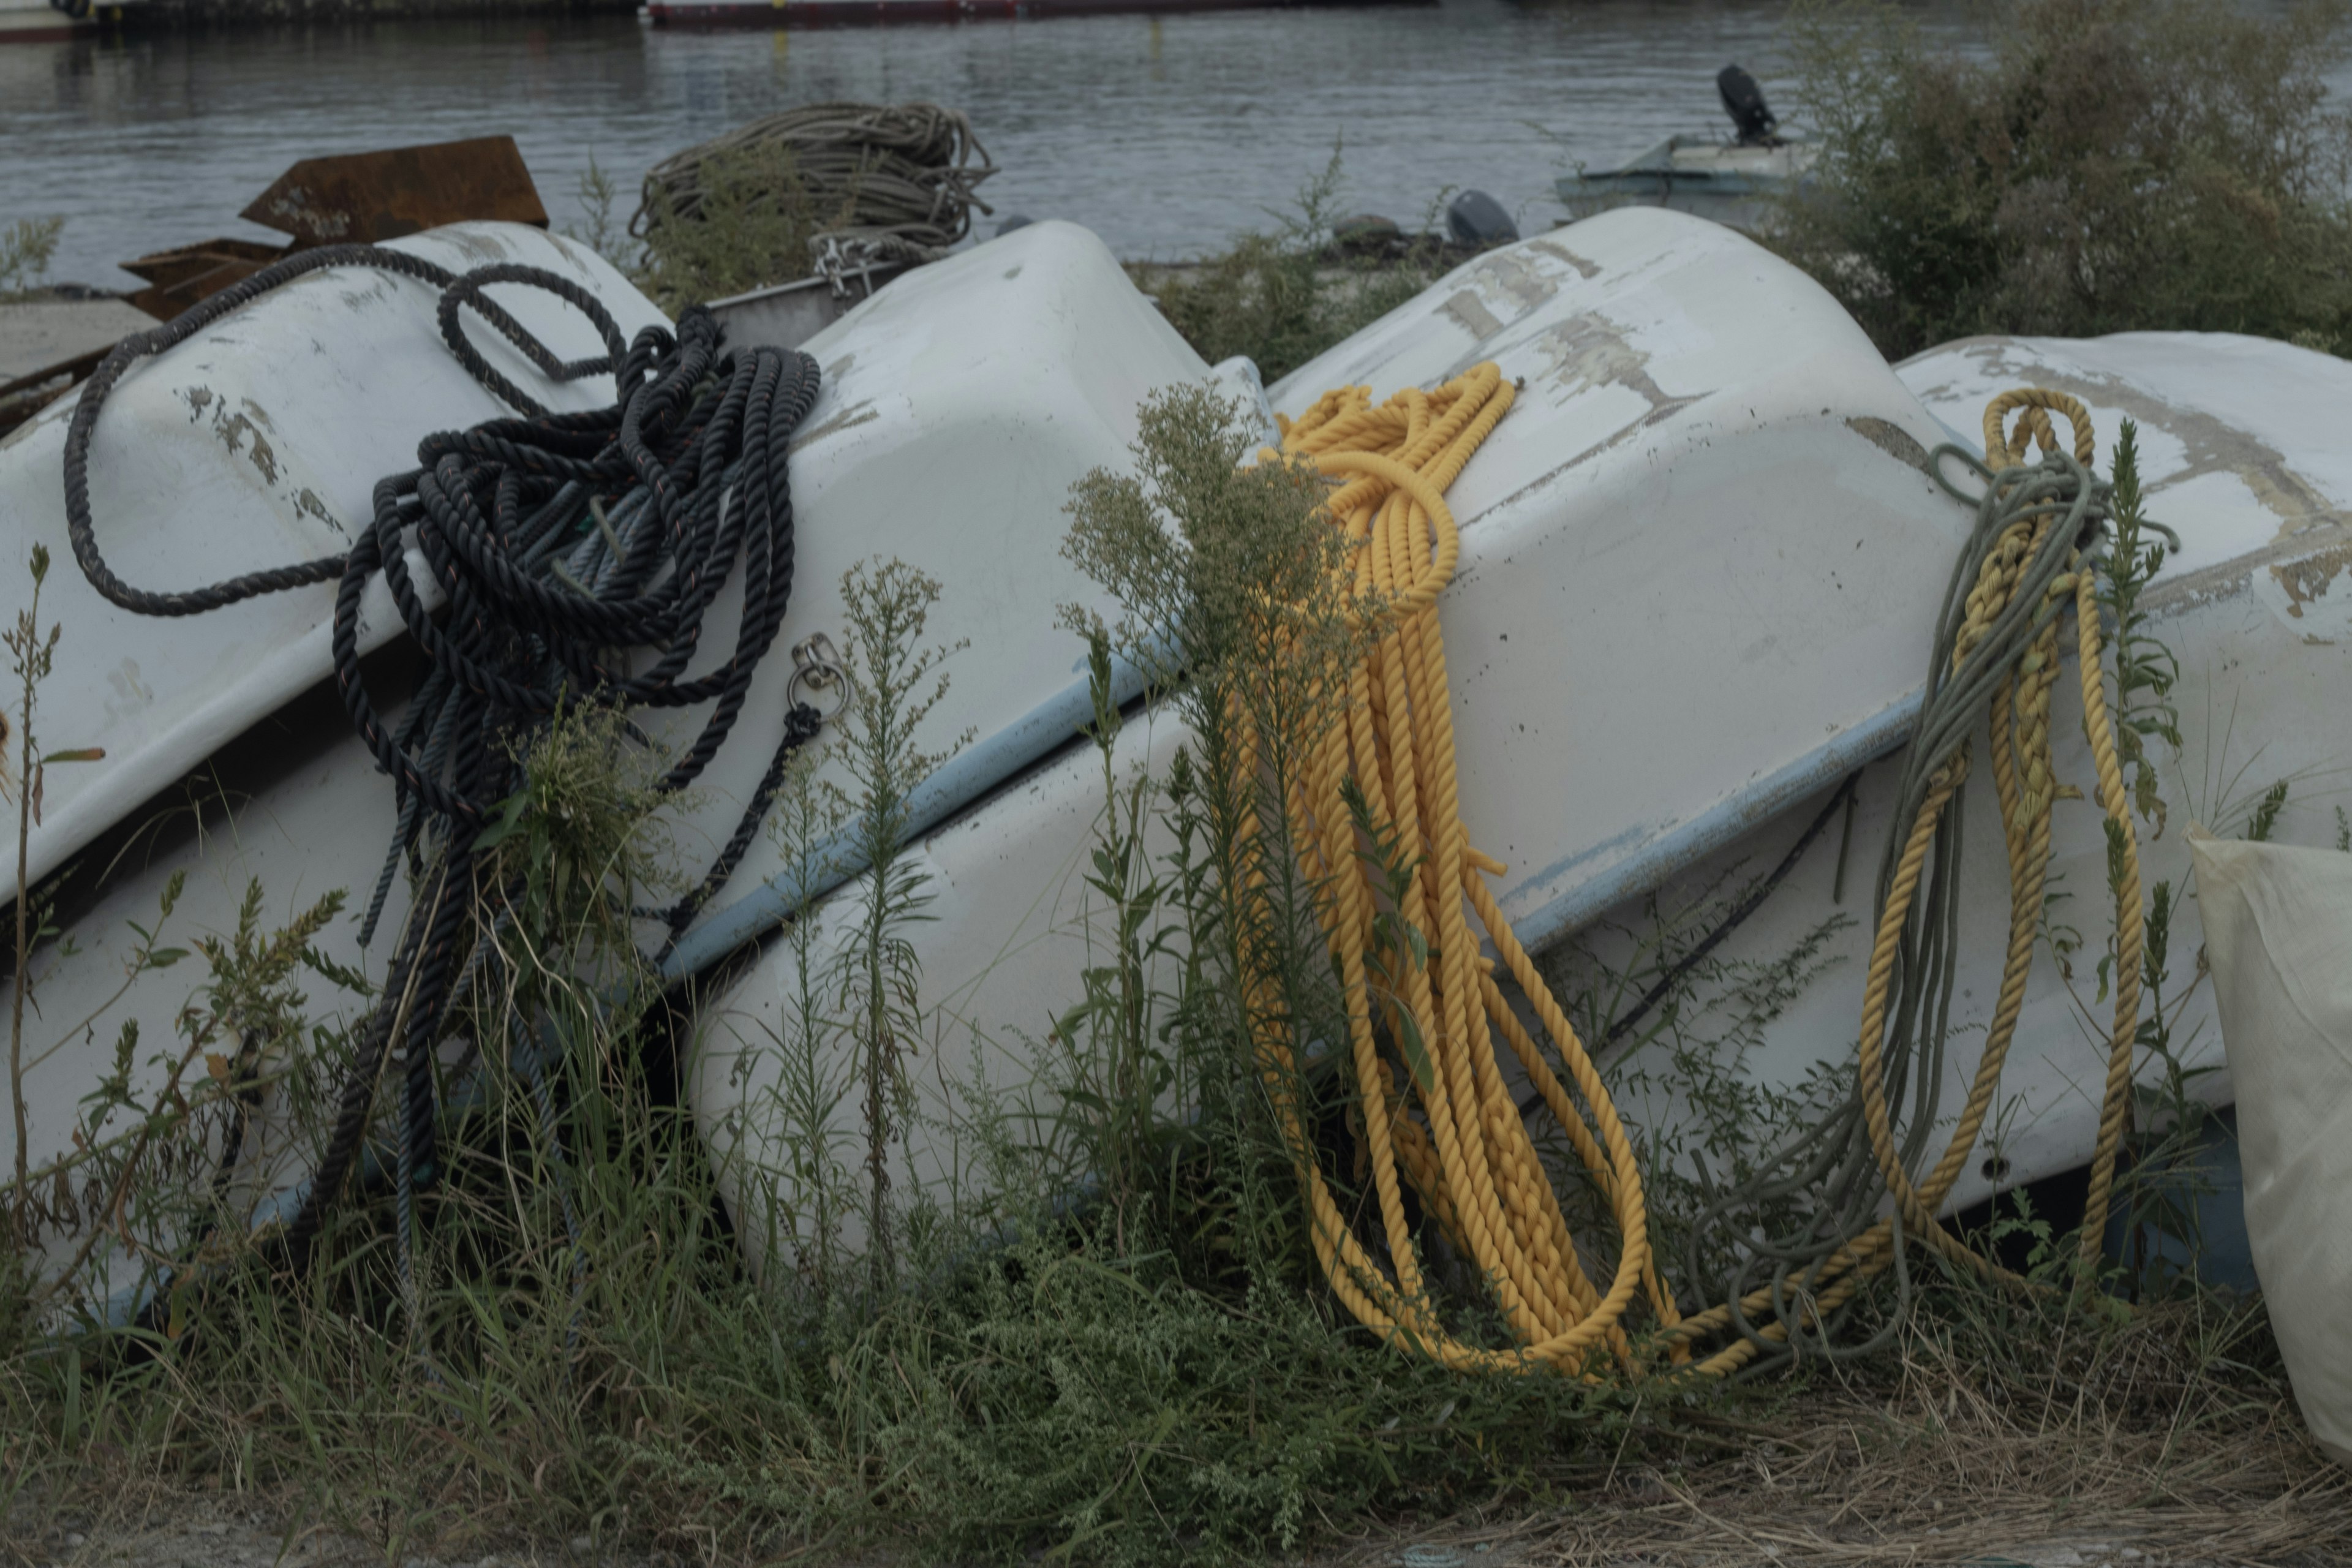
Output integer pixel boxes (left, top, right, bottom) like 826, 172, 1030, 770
1446, 190, 1518, 248
1717, 64, 1779, 146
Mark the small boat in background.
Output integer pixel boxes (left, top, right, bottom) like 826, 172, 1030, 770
0, 0, 130, 40
1557, 65, 1819, 232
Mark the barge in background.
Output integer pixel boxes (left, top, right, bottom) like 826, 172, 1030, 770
643, 0, 1415, 24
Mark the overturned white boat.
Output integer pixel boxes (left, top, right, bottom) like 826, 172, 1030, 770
5, 200, 2344, 1343
0, 223, 662, 1309
692, 206, 1991, 1278
690, 213, 2352, 1293
0, 217, 1235, 1311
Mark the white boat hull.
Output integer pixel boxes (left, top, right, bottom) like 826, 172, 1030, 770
692, 208, 1989, 1273
0, 225, 662, 1306
1581, 330, 2352, 1223
693, 233, 2352, 1276
0, 219, 1235, 1306
12, 196, 2343, 1313
2, 224, 666, 898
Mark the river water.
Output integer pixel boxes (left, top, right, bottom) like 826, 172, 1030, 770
5, 0, 1921, 290
3, 1, 2342, 292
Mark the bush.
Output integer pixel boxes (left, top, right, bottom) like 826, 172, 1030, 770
1129, 152, 1456, 383
1771, 0, 2352, 359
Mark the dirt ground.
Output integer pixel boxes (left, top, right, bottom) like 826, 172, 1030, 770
7, 1493, 650, 1568
8, 1456, 2345, 1568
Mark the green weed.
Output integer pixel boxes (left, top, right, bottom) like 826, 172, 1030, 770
0, 218, 62, 303
729, 748, 858, 1298
824, 559, 969, 1294
560, 156, 636, 277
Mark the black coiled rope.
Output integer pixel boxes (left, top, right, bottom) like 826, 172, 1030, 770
64, 244, 828, 1264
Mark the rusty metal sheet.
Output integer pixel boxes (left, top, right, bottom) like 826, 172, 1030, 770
118, 238, 292, 321
239, 137, 549, 247
120, 236, 288, 287
0, 343, 114, 438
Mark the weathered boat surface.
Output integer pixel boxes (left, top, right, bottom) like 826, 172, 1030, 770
1261, 208, 1967, 956
636, 220, 1246, 924
1585, 330, 2352, 1220
692, 208, 1985, 1271
0, 224, 660, 1303
0, 224, 665, 898
0, 218, 1225, 1305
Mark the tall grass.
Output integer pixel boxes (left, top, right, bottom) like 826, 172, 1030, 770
1772, 0, 2352, 360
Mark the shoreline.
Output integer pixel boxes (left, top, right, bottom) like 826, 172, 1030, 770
24, 0, 1417, 31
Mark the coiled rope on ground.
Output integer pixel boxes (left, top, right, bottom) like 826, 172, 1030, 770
631, 102, 997, 263
62, 246, 827, 1259
1256, 371, 2148, 1375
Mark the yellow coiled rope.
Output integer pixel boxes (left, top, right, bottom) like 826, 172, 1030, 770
1251, 368, 2147, 1375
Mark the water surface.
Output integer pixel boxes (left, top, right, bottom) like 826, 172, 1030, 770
6, 0, 1866, 288
4, 1, 2340, 292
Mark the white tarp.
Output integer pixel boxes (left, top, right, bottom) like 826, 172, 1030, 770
2188, 829, 2352, 1469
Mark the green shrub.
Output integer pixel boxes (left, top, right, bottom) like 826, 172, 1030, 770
1131, 153, 1455, 383
1773, 0, 2352, 359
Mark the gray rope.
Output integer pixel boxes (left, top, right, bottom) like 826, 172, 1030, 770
1676, 443, 2113, 1373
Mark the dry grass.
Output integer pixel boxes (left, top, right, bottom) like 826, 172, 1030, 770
1327, 1295, 2352, 1568
9, 1287, 2345, 1568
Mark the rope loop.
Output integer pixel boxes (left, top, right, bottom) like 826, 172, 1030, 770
433, 262, 630, 418
1982, 386, 2096, 470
